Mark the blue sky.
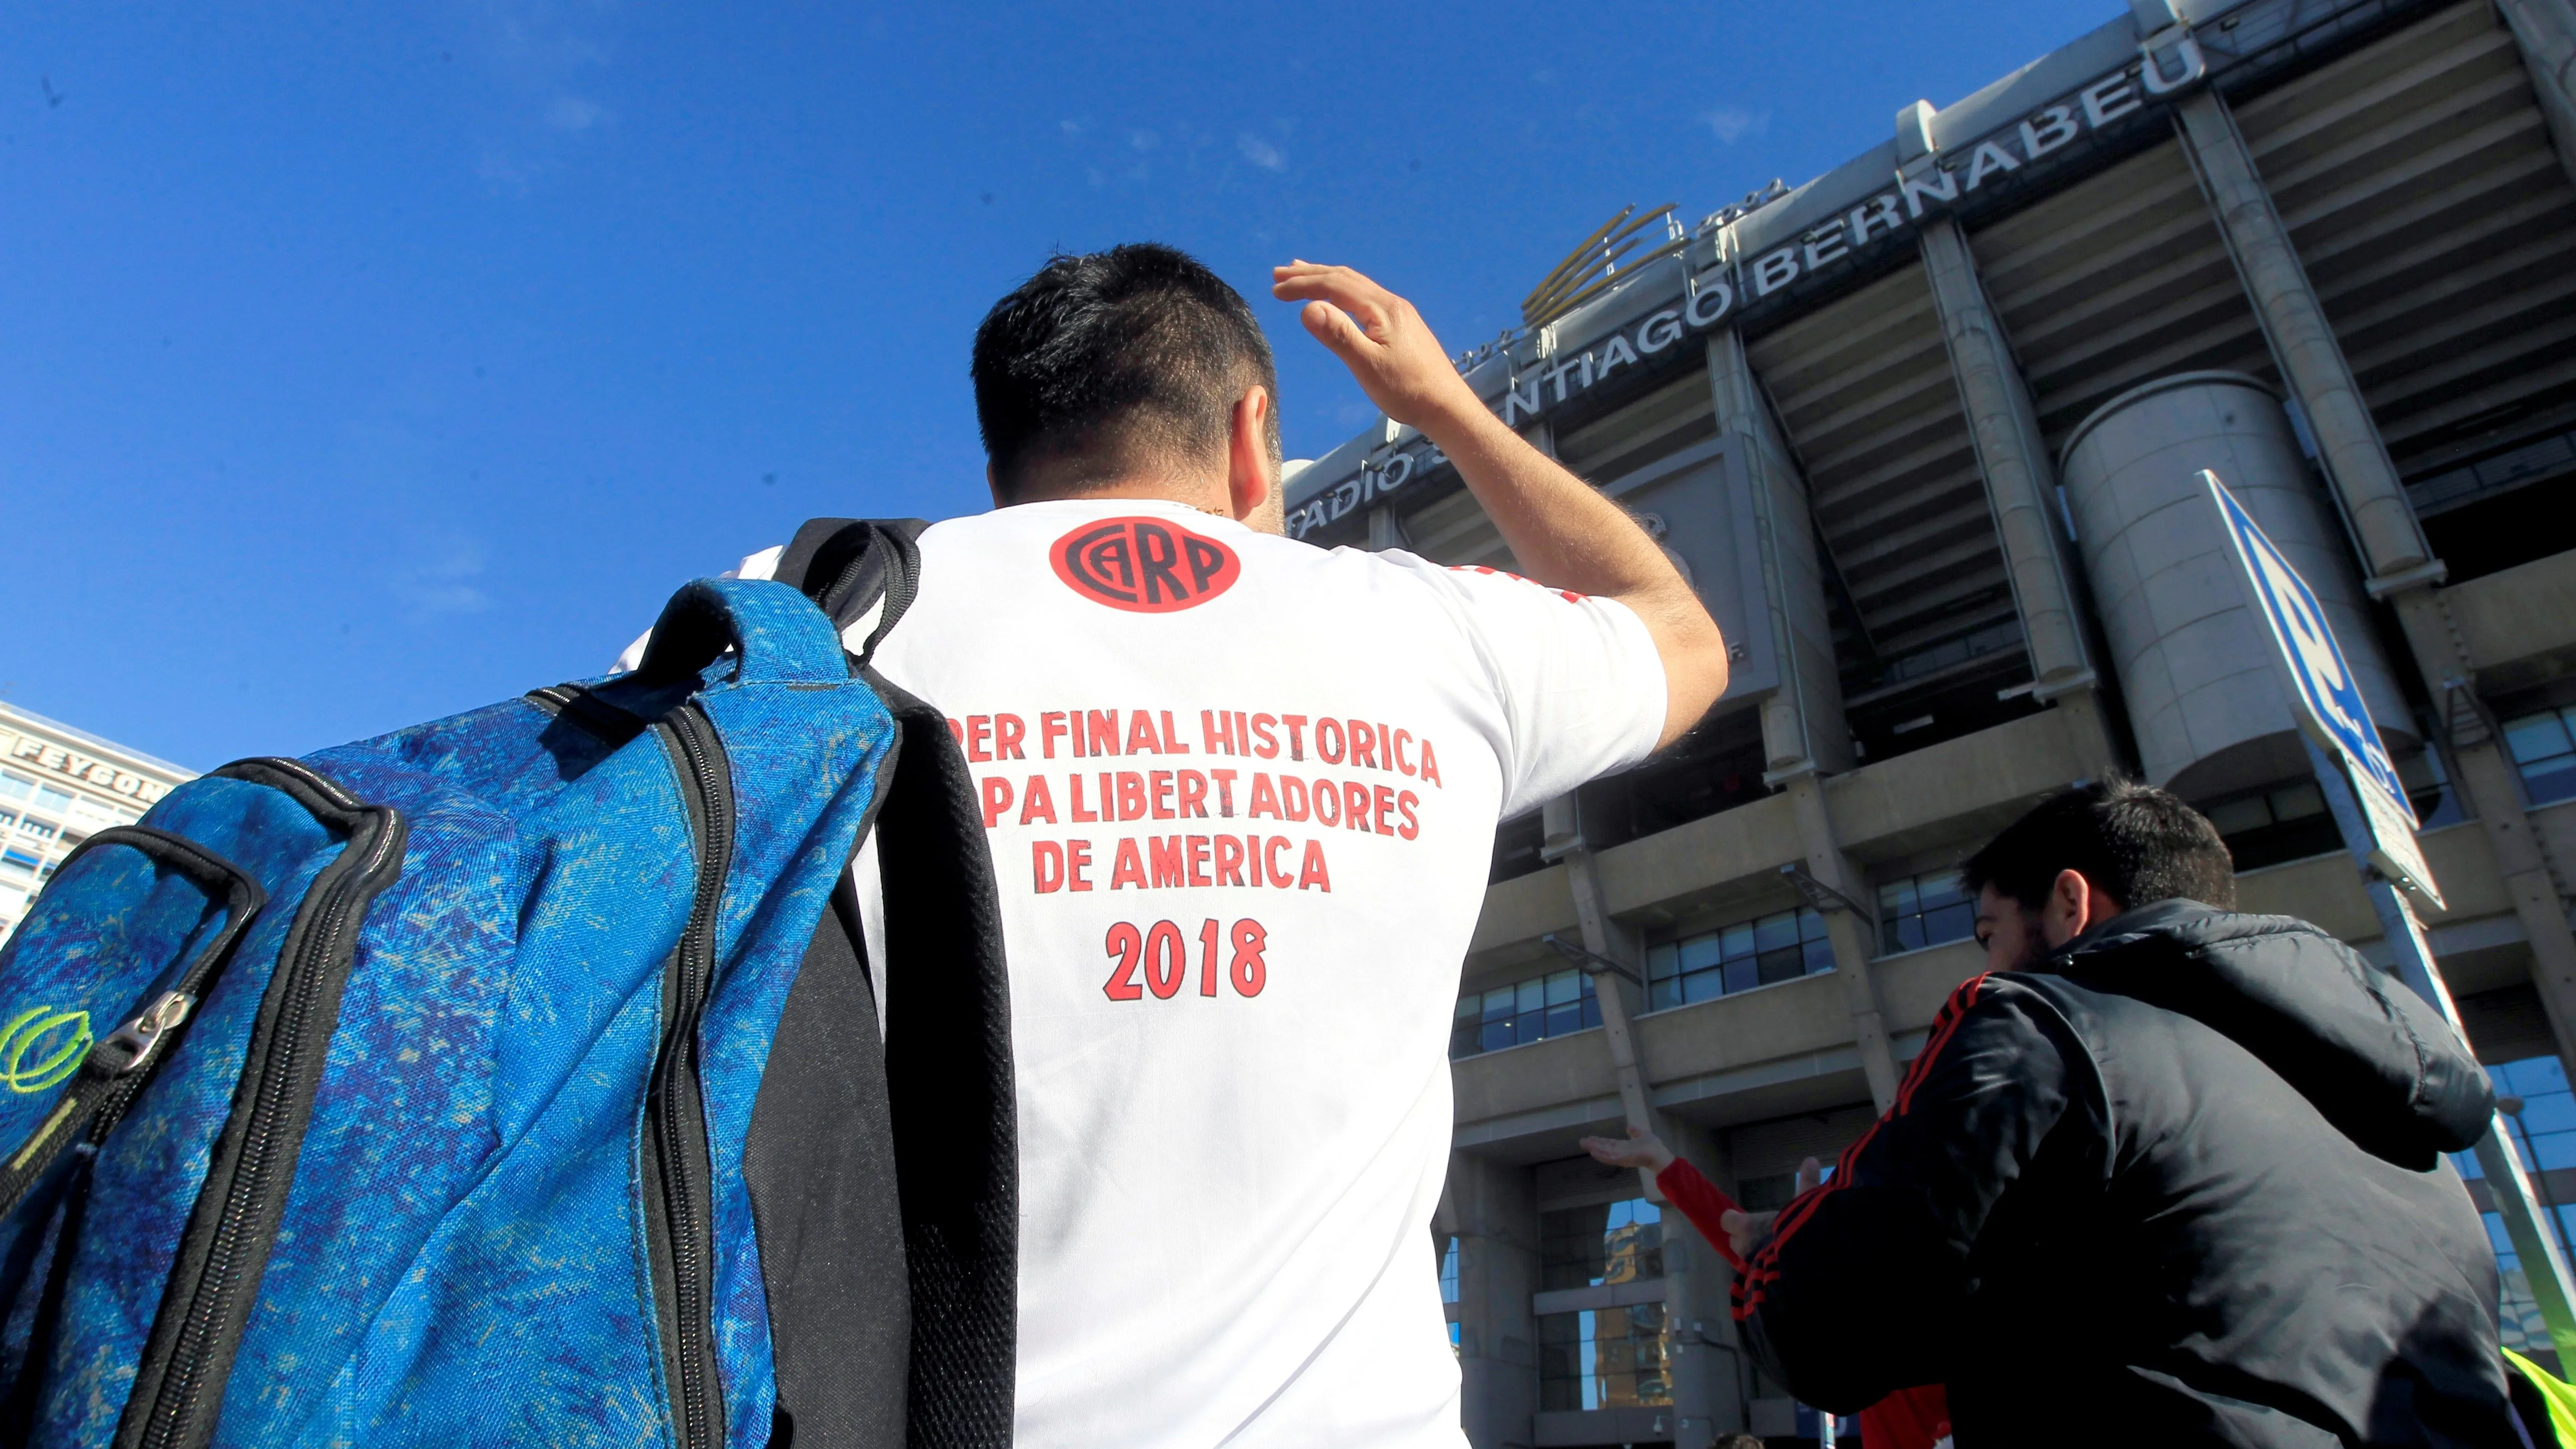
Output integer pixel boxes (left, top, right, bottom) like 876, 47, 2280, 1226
5, 1, 2111, 771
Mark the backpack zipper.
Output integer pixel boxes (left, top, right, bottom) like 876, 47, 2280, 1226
646, 702, 733, 1449
119, 759, 404, 1449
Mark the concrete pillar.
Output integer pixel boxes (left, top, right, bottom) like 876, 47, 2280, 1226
2172, 89, 2436, 588
1441, 1153, 1540, 1449
1703, 328, 1853, 777
2170, 86, 2576, 1084
1915, 217, 2104, 709
1546, 797, 1666, 1201
2496, 0, 2576, 190
1659, 1118, 1747, 1447
1700, 314, 1900, 1111
1784, 773, 1901, 1113
2394, 593, 2576, 1086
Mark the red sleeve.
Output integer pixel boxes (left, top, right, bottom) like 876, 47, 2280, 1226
1653, 1158, 1745, 1270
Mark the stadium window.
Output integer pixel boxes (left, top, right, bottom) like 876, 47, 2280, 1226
0, 772, 29, 802
1644, 906, 1832, 1010
2503, 707, 2576, 807
1451, 968, 1602, 1059
32, 787, 71, 815
1538, 1196, 1665, 1291
2451, 1054, 2576, 1359
0, 849, 37, 878
14, 818, 56, 841
1438, 1236, 1460, 1306
1878, 870, 1973, 953
2203, 779, 2340, 871
1536, 1302, 1673, 1413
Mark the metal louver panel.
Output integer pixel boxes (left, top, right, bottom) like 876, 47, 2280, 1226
2236, 0, 2576, 476
1969, 140, 2277, 452
1747, 265, 2012, 662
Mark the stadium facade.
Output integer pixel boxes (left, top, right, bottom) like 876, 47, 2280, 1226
1282, 0, 2576, 1441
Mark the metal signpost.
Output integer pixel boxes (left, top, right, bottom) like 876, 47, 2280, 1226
2203, 469, 2576, 1362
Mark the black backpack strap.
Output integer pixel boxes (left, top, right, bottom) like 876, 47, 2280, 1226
773, 518, 929, 668
863, 666, 1017, 1449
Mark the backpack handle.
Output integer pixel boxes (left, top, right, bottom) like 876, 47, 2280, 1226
631, 577, 851, 688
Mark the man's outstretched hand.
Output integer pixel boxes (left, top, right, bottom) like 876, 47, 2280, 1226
1579, 1125, 1676, 1174
1272, 262, 1484, 435
1718, 1155, 1822, 1262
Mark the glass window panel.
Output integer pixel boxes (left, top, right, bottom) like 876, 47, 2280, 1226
1678, 934, 1724, 972
1455, 994, 1479, 1021
0, 774, 32, 800
1546, 970, 1581, 1006
1879, 879, 1918, 915
1917, 872, 1965, 910
1683, 969, 1725, 1005
1803, 938, 1837, 973
1798, 908, 1827, 941
32, 788, 69, 814
2527, 763, 2576, 807
1646, 943, 1678, 981
2513, 1091, 2576, 1135
1583, 997, 1603, 1031
1924, 901, 1976, 946
1894, 917, 1926, 952
1753, 910, 1799, 953
1723, 957, 1760, 995
1756, 946, 1805, 985
1719, 922, 1756, 960
2204, 797, 2271, 834
1516, 978, 1546, 1015
2504, 1058, 2571, 1094
2505, 713, 2575, 765
2529, 1132, 2576, 1173
1481, 1019, 1515, 1053
1514, 1012, 1543, 1046
1545, 1001, 1584, 1038
1649, 979, 1681, 1011
1483, 988, 1514, 1020
2269, 782, 2326, 821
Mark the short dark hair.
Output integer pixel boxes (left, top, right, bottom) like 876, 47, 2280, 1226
1961, 777, 2238, 914
971, 244, 1279, 499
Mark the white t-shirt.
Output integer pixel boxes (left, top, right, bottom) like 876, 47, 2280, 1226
662, 499, 1665, 1447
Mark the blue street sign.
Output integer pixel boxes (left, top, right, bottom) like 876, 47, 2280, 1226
2205, 474, 2414, 822
2202, 471, 2441, 905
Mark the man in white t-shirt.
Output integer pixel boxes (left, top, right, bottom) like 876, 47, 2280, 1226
656, 246, 1729, 1445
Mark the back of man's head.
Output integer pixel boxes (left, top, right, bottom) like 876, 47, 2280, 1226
972, 244, 1280, 501
1962, 777, 2238, 915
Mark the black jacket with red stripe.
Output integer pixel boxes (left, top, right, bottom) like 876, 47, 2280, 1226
1733, 900, 2515, 1446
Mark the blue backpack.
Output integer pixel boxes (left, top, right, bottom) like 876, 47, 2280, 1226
0, 555, 1015, 1449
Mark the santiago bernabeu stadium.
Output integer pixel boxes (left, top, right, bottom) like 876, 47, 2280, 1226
1280, 0, 2576, 1441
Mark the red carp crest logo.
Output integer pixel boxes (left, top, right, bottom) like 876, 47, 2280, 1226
1051, 516, 1242, 612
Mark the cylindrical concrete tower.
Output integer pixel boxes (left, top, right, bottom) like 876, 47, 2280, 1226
2058, 371, 2415, 802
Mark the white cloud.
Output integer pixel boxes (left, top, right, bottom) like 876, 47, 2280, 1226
547, 95, 605, 130
1237, 133, 1284, 170
394, 541, 495, 618
1705, 106, 1768, 145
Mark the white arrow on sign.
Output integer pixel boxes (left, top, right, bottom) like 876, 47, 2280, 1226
2202, 470, 2442, 908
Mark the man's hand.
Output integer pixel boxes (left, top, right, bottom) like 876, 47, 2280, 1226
1271, 259, 1731, 747
1272, 261, 1484, 433
1718, 1155, 1821, 1262
1579, 1125, 1676, 1174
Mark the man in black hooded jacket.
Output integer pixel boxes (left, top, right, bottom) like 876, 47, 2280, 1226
1727, 779, 2516, 1446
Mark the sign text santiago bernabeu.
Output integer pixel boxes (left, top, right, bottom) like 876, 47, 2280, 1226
1285, 32, 2206, 544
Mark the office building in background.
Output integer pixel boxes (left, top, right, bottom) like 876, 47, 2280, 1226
0, 703, 194, 947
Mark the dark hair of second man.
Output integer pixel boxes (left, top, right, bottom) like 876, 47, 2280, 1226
972, 244, 1281, 500
1961, 777, 2239, 915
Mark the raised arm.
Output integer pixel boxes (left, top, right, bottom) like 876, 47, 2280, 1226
1273, 261, 1730, 747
